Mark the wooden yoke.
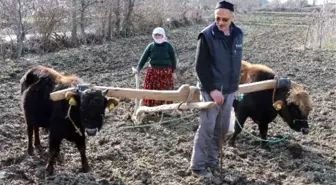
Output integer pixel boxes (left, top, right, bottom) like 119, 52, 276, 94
49, 79, 299, 123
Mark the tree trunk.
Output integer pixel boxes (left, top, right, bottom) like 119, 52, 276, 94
114, 0, 121, 36
71, 0, 78, 44
16, 0, 24, 58
121, 0, 135, 37
102, 18, 106, 38
106, 5, 112, 40
79, 11, 86, 39
16, 24, 24, 58
79, 0, 87, 43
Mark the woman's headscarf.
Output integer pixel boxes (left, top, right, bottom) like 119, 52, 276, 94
152, 27, 167, 44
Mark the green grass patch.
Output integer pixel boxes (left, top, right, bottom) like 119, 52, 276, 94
323, 42, 336, 50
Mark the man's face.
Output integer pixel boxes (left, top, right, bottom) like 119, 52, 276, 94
215, 8, 233, 31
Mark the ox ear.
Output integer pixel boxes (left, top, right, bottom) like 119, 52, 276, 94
106, 97, 119, 111
65, 92, 77, 106
273, 100, 285, 111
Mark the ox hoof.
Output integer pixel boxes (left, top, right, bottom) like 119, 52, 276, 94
260, 143, 270, 150
228, 140, 236, 148
56, 153, 64, 163
27, 148, 34, 156
79, 166, 91, 173
35, 145, 44, 153
45, 165, 54, 175
34, 142, 41, 148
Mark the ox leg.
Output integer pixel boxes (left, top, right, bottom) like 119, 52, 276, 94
258, 123, 269, 149
33, 126, 42, 150
75, 138, 90, 173
46, 138, 60, 175
228, 112, 248, 147
27, 124, 34, 155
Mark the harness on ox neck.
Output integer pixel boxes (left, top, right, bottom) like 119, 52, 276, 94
275, 77, 292, 89
65, 84, 93, 136
272, 77, 292, 111
76, 83, 93, 92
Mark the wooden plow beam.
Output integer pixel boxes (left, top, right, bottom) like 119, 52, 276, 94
49, 79, 298, 123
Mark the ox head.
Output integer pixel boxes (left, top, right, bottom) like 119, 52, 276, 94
64, 87, 119, 136
273, 85, 312, 135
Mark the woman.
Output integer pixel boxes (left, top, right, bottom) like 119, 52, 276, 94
134, 27, 177, 107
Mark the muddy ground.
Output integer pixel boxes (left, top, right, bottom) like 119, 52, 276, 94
0, 13, 335, 185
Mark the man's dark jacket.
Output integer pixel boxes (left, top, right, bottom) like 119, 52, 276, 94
195, 21, 244, 94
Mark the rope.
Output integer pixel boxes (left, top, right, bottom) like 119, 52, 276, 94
234, 115, 292, 143
119, 112, 196, 129
272, 80, 277, 104
122, 109, 291, 143
65, 105, 83, 136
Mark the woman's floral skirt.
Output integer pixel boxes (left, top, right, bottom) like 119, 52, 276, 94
142, 67, 174, 107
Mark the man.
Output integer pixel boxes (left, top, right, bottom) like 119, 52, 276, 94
190, 0, 244, 178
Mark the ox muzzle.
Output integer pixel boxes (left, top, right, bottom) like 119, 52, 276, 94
85, 128, 99, 136
294, 119, 309, 135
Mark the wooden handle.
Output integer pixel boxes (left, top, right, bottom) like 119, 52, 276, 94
133, 67, 140, 110
96, 84, 200, 102
136, 101, 216, 115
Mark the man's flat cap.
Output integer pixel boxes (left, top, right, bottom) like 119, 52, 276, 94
215, 1, 234, 12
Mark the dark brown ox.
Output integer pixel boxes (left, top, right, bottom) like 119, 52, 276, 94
20, 66, 119, 174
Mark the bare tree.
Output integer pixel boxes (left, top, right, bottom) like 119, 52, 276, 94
93, 0, 112, 40
71, 0, 78, 44
33, 0, 66, 45
113, 0, 122, 37
0, 0, 33, 58
79, 0, 100, 42
121, 0, 135, 37
106, 2, 113, 39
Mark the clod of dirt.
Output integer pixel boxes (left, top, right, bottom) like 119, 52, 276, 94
176, 169, 189, 177
212, 176, 222, 185
287, 143, 303, 159
0, 171, 6, 179
97, 179, 110, 185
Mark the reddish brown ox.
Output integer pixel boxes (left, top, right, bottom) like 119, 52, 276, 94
230, 61, 312, 148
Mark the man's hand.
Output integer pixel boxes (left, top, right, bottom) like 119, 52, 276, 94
210, 90, 224, 104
